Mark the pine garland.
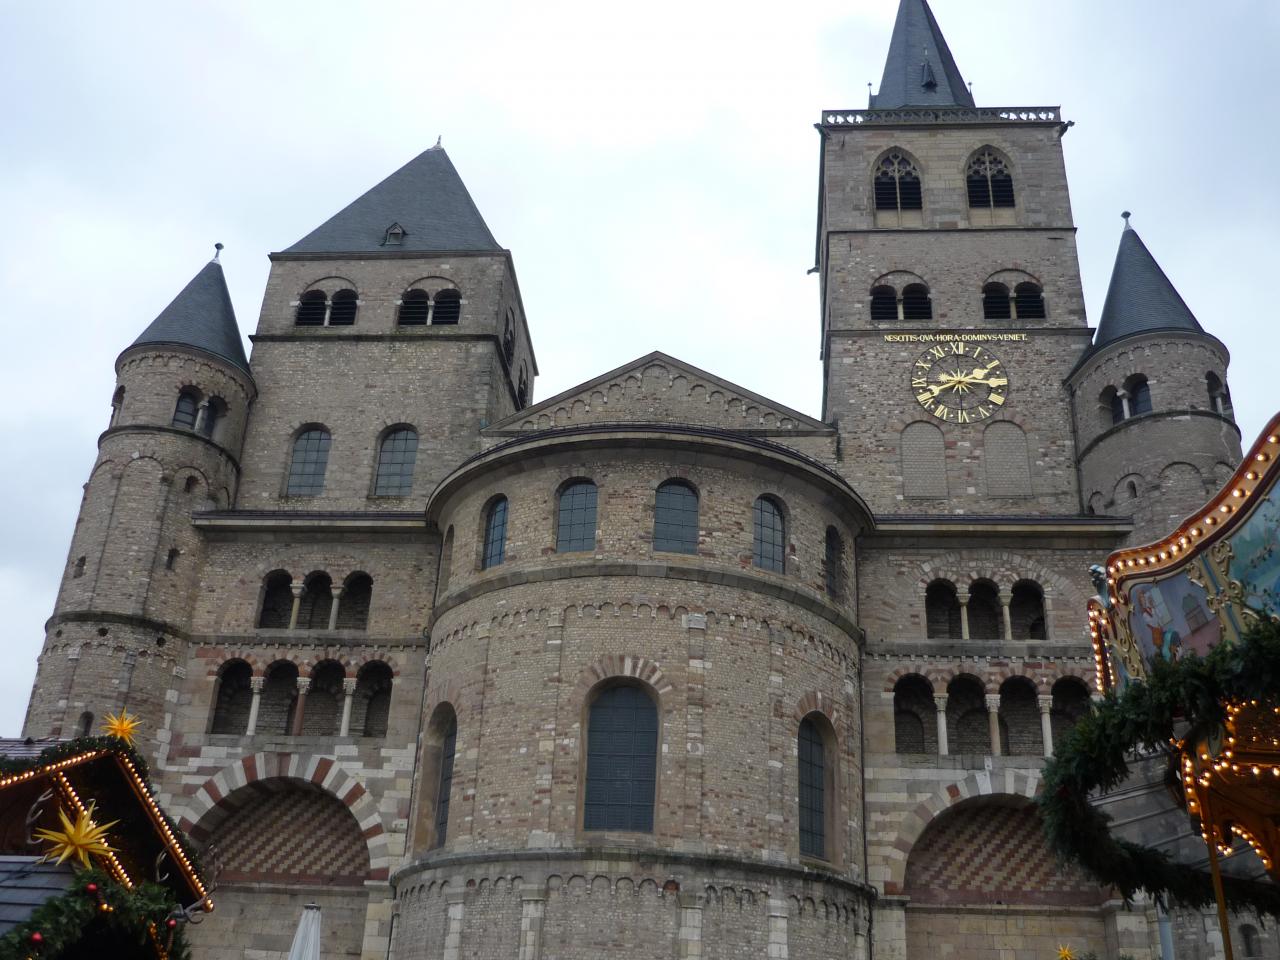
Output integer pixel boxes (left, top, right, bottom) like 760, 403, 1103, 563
1039, 619, 1280, 916
0, 869, 189, 960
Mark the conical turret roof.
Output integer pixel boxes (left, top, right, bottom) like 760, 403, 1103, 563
283, 145, 501, 255
1094, 217, 1203, 348
870, 0, 974, 110
126, 257, 251, 375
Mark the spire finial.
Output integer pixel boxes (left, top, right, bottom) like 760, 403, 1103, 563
213, 242, 223, 262
435, 135, 442, 148
1121, 211, 1132, 230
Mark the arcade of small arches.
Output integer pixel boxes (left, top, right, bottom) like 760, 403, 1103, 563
1097, 370, 1233, 430
923, 577, 1049, 641
258, 569, 374, 631
868, 276, 1046, 323
891, 672, 1092, 758
209, 656, 394, 739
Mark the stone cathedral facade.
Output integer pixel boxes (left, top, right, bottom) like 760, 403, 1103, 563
22, 2, 1254, 958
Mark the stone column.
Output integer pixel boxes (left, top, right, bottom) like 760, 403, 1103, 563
985, 694, 1002, 756
1000, 595, 1013, 641
958, 599, 970, 640
443, 890, 466, 960
290, 676, 310, 736
934, 694, 949, 755
518, 886, 545, 960
193, 399, 210, 435
340, 677, 357, 737
1042, 594, 1054, 641
767, 897, 789, 960
677, 891, 703, 958
327, 586, 344, 631
245, 676, 264, 735
1118, 389, 1132, 420
287, 583, 304, 630
1038, 695, 1055, 757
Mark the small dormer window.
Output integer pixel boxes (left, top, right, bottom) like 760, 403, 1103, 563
383, 223, 406, 246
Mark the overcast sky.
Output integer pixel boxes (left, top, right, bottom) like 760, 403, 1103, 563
0, 1, 1274, 736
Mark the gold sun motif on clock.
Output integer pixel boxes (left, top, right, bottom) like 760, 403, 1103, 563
910, 340, 1009, 423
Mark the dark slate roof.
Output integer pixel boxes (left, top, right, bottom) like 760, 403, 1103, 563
125, 259, 251, 375
1095, 218, 1203, 348
870, 0, 975, 109
0, 857, 75, 935
283, 146, 501, 255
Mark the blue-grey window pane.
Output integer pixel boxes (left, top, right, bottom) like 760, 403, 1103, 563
798, 718, 826, 858
824, 527, 844, 600
653, 481, 698, 554
172, 393, 198, 429
374, 428, 418, 496
286, 429, 331, 496
584, 685, 657, 833
556, 481, 598, 552
482, 497, 508, 569
753, 497, 786, 573
434, 716, 457, 848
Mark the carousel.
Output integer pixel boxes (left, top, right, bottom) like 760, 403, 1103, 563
1042, 413, 1280, 960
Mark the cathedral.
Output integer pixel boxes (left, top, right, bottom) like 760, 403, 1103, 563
22, 1, 1252, 957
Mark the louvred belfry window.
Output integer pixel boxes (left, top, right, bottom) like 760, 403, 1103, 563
874, 151, 923, 212
967, 149, 1015, 208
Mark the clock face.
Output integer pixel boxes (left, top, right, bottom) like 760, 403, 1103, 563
910, 340, 1009, 423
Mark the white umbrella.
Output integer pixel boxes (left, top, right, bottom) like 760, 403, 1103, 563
287, 903, 321, 960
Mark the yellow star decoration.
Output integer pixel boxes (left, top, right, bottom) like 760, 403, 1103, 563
101, 710, 141, 746
33, 802, 119, 869
1057, 946, 1076, 960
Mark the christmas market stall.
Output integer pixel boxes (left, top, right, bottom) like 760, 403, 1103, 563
0, 715, 211, 960
1041, 412, 1280, 959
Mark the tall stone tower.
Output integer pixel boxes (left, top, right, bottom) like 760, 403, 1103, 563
24, 254, 255, 751
817, 0, 1091, 515
1070, 216, 1242, 543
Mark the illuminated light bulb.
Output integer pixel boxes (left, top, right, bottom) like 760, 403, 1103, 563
1191, 528, 1202, 537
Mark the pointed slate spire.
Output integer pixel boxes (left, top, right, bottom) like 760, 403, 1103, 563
871, 0, 975, 109
125, 253, 251, 375
284, 145, 501, 255
1094, 214, 1203, 348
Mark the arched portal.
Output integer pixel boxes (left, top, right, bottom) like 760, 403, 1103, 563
903, 795, 1108, 956
186, 777, 372, 959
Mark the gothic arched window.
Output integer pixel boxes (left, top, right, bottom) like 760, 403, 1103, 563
374, 427, 418, 497
481, 496, 508, 569
584, 684, 658, 832
653, 480, 699, 554
556, 480, 598, 553
967, 148, 1015, 208
286, 427, 332, 496
752, 496, 786, 573
503, 310, 516, 364
172, 390, 199, 430
873, 151, 922, 212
